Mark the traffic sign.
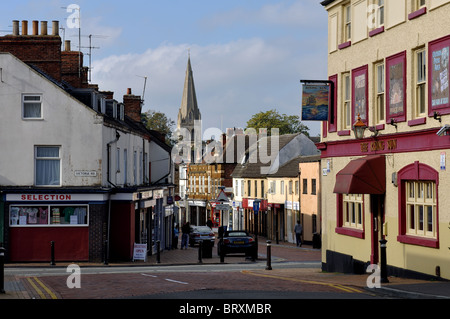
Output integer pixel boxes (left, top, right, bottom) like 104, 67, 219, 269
253, 201, 260, 212
216, 204, 230, 210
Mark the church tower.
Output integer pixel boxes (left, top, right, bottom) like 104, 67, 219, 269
177, 54, 202, 143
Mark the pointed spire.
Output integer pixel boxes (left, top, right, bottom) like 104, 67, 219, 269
178, 53, 201, 129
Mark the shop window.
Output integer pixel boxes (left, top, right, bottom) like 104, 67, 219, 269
10, 205, 88, 226
35, 146, 61, 186
398, 162, 439, 247
336, 194, 365, 238
22, 94, 43, 119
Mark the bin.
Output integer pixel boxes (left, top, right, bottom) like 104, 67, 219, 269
202, 240, 213, 258
312, 233, 321, 249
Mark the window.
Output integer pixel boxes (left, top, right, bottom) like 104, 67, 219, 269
289, 180, 293, 194
35, 146, 60, 186
255, 180, 258, 198
295, 181, 299, 195
344, 4, 351, 42
23, 94, 42, 119
280, 181, 285, 195
406, 181, 436, 238
10, 205, 88, 226
375, 62, 385, 123
416, 0, 426, 9
133, 151, 137, 184
415, 49, 427, 117
261, 180, 265, 197
376, 0, 385, 27
343, 73, 351, 129
302, 179, 308, 194
312, 179, 317, 195
398, 162, 439, 248
248, 181, 251, 197
343, 194, 364, 229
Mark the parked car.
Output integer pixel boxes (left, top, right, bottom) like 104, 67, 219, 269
218, 230, 257, 259
189, 225, 215, 247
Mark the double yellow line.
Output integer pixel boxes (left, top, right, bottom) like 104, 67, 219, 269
241, 271, 364, 294
26, 277, 58, 299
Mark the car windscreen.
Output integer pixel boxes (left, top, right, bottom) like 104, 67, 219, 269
226, 232, 248, 237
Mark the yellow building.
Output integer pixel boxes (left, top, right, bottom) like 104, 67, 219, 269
320, 0, 450, 279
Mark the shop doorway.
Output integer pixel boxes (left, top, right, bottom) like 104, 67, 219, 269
370, 194, 385, 265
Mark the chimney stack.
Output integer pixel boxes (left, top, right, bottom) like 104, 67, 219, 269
40, 21, 47, 35
22, 20, 28, 35
65, 40, 71, 51
32, 20, 38, 35
52, 21, 59, 36
12, 20, 19, 36
123, 88, 142, 122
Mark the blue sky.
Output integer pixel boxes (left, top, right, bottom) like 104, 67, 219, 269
0, 0, 328, 137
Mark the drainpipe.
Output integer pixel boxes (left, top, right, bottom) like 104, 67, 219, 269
105, 131, 120, 264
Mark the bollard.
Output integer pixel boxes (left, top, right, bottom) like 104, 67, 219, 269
104, 240, 109, 265
198, 240, 203, 264
156, 240, 161, 264
379, 239, 389, 283
0, 247, 5, 294
50, 241, 55, 266
265, 241, 272, 270
219, 240, 225, 263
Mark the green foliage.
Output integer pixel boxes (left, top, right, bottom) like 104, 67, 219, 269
141, 110, 176, 146
245, 109, 309, 136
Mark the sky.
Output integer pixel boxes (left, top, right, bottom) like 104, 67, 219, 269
0, 0, 329, 137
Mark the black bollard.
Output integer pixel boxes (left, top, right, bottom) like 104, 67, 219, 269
0, 247, 5, 294
219, 240, 225, 263
198, 240, 203, 264
265, 241, 272, 270
50, 241, 55, 266
379, 239, 389, 283
156, 240, 161, 264
104, 240, 109, 265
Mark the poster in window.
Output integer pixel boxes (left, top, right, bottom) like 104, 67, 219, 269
301, 83, 330, 121
386, 51, 406, 122
431, 45, 449, 109
352, 65, 368, 124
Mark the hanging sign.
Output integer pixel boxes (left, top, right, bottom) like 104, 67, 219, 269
301, 80, 331, 121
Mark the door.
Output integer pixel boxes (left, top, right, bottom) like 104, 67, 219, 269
370, 194, 385, 265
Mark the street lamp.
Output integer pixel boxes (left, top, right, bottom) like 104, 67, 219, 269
353, 113, 367, 139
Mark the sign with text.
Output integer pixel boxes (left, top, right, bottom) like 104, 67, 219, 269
133, 243, 147, 262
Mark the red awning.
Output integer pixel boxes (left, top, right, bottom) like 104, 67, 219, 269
333, 155, 386, 194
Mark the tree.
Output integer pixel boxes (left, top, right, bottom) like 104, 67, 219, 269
141, 110, 176, 146
245, 109, 310, 136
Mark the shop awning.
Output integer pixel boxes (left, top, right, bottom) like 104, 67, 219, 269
333, 155, 386, 194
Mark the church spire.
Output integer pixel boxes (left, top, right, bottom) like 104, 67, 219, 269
177, 53, 201, 130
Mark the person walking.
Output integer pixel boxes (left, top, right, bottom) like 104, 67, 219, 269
294, 220, 303, 247
181, 222, 190, 249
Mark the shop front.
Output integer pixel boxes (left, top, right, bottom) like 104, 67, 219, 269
3, 190, 109, 262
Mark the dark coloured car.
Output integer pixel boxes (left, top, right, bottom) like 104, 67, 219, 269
218, 230, 257, 259
189, 225, 215, 247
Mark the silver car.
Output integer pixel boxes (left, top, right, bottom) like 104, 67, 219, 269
189, 226, 215, 247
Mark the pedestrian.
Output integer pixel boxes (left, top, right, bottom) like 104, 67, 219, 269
173, 224, 179, 249
181, 222, 190, 249
294, 220, 303, 247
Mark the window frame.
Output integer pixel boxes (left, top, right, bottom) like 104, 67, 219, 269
344, 3, 352, 43
397, 161, 439, 248
428, 35, 450, 117
22, 94, 43, 120
35, 146, 61, 187
342, 73, 352, 130
9, 204, 89, 227
336, 193, 365, 238
375, 62, 386, 124
352, 65, 369, 126
415, 48, 427, 118
386, 51, 407, 124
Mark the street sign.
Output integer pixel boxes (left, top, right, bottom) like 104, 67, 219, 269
216, 190, 229, 202
216, 204, 230, 210
253, 201, 260, 212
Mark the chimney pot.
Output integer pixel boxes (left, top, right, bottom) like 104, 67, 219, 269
12, 20, 19, 36
21, 20, 28, 35
52, 21, 59, 36
32, 20, 38, 35
65, 40, 71, 51
127, 88, 132, 95
40, 21, 48, 35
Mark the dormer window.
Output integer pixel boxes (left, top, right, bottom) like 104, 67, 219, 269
22, 94, 43, 119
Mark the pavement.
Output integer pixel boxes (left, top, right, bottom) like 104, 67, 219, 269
1, 238, 450, 300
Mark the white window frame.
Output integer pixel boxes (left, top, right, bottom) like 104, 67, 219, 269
22, 94, 43, 120
406, 181, 436, 238
35, 146, 61, 187
343, 73, 352, 129
375, 62, 385, 124
415, 48, 427, 117
344, 3, 352, 42
343, 194, 364, 229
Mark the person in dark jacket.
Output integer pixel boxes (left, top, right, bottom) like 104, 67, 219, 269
181, 222, 191, 249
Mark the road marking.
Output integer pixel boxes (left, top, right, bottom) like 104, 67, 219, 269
141, 273, 158, 278
241, 271, 364, 294
26, 277, 58, 299
165, 278, 189, 285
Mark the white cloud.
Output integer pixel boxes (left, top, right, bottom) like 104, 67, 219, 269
92, 35, 326, 137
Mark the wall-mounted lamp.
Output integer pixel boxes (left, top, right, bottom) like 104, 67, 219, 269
369, 126, 379, 137
353, 114, 367, 139
390, 118, 397, 129
434, 111, 442, 123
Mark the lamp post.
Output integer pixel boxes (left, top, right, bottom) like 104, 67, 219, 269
353, 113, 367, 139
